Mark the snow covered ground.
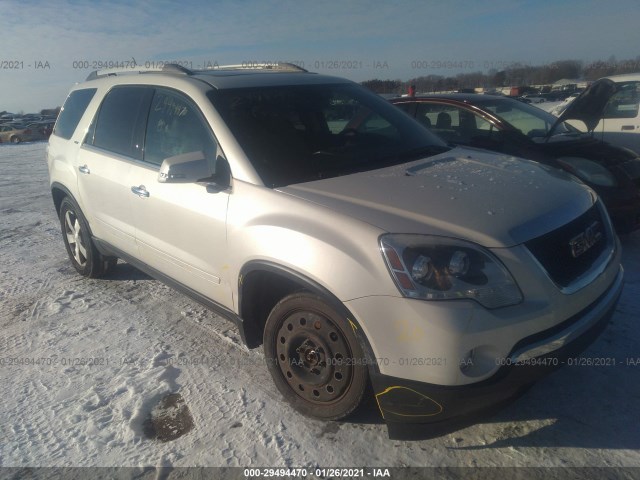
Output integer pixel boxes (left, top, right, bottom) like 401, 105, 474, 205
1, 142, 639, 471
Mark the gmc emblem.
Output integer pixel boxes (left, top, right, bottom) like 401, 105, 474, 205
569, 221, 603, 258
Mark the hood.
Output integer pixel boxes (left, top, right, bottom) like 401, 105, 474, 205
550, 78, 618, 135
279, 148, 595, 248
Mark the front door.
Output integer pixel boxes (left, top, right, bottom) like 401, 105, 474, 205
129, 88, 233, 307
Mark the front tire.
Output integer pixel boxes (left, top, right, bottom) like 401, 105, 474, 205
264, 293, 368, 420
59, 197, 117, 278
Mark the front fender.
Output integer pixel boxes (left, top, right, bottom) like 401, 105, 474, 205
227, 180, 398, 304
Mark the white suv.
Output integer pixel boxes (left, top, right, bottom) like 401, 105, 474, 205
47, 64, 623, 439
595, 73, 640, 153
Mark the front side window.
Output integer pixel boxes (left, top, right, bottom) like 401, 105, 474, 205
209, 83, 448, 187
53, 88, 96, 140
144, 89, 218, 168
603, 81, 640, 119
88, 86, 153, 160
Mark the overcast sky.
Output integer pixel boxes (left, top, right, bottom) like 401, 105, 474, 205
2, 0, 639, 113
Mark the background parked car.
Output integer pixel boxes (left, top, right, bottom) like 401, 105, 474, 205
0, 124, 42, 143
549, 92, 580, 116
25, 121, 54, 139
521, 94, 546, 103
391, 93, 640, 233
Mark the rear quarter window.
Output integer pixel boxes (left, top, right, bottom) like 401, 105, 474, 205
53, 88, 97, 140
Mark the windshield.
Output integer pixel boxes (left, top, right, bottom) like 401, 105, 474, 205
208, 83, 449, 187
479, 99, 579, 139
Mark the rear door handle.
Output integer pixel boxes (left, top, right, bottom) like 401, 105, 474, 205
78, 165, 90, 174
621, 125, 636, 131
131, 185, 149, 198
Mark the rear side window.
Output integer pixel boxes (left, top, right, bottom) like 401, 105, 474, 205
88, 86, 153, 160
53, 88, 96, 139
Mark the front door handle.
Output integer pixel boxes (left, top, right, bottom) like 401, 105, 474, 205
78, 165, 90, 174
621, 125, 636, 131
131, 185, 149, 198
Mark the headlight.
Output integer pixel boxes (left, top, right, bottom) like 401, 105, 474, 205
380, 234, 523, 309
556, 157, 617, 187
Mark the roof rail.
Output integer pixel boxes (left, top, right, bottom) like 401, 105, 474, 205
207, 62, 308, 73
85, 63, 193, 81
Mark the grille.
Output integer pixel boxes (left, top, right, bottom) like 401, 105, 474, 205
525, 203, 613, 288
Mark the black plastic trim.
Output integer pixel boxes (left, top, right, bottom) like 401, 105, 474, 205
50, 182, 76, 213
238, 260, 379, 372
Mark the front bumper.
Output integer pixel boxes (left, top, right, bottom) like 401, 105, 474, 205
370, 266, 623, 440
607, 197, 640, 234
602, 160, 640, 233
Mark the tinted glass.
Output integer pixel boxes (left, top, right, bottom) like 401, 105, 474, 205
144, 89, 217, 168
209, 84, 448, 187
477, 98, 576, 138
53, 88, 96, 140
90, 86, 152, 159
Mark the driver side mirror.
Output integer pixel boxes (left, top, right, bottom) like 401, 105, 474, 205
157, 152, 232, 193
158, 151, 212, 183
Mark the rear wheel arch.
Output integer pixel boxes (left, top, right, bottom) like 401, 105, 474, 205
52, 186, 117, 277
51, 182, 77, 217
58, 196, 117, 277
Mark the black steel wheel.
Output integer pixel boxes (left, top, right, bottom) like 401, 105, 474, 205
264, 293, 368, 420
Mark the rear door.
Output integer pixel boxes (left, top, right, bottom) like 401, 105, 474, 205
77, 86, 153, 256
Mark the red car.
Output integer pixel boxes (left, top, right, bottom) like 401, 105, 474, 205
391, 82, 640, 233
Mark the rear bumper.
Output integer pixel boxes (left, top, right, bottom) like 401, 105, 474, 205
371, 267, 624, 440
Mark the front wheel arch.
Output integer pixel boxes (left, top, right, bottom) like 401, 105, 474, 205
237, 261, 377, 370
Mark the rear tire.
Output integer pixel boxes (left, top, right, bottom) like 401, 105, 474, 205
59, 197, 117, 278
264, 293, 368, 420
10, 136, 20, 144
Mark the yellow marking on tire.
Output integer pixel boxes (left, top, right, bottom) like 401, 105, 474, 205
348, 318, 358, 333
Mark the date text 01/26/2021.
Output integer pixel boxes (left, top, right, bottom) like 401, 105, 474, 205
243, 468, 391, 478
